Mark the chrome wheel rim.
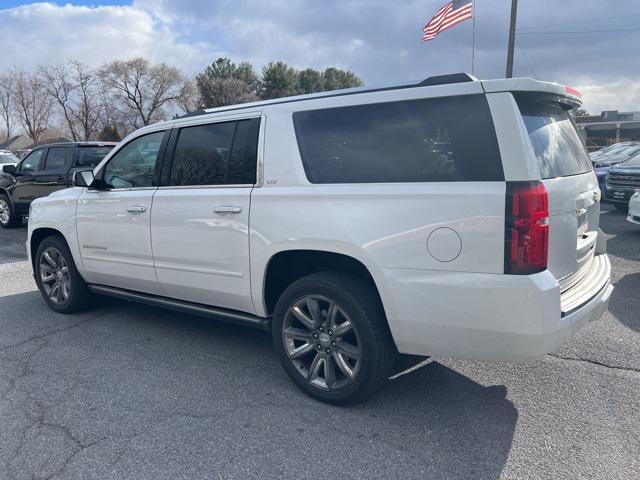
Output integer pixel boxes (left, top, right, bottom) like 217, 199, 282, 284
0, 199, 9, 225
283, 295, 362, 391
39, 247, 71, 304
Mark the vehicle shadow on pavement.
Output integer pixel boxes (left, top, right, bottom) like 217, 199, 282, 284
0, 294, 516, 479
361, 361, 517, 479
607, 272, 640, 332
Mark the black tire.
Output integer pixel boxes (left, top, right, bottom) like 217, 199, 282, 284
272, 272, 397, 404
0, 194, 21, 228
34, 235, 93, 313
614, 203, 628, 211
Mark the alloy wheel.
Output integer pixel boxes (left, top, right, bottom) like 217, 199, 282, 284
0, 199, 9, 225
39, 247, 71, 305
282, 295, 362, 390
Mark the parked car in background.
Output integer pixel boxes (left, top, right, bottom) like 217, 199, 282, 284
589, 141, 638, 160
0, 141, 117, 227
593, 145, 640, 189
0, 151, 20, 169
604, 154, 640, 210
27, 75, 611, 403
628, 192, 640, 225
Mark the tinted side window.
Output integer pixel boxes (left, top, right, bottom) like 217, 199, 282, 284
168, 118, 260, 186
228, 118, 260, 184
20, 149, 44, 172
293, 95, 504, 184
102, 131, 165, 188
44, 147, 70, 171
76, 146, 115, 167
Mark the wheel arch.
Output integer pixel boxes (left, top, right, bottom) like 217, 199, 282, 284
0, 186, 13, 207
261, 249, 387, 318
30, 227, 67, 269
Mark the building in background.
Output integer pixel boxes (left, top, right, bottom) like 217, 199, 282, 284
575, 110, 640, 151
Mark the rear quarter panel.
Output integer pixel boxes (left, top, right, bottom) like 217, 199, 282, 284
250, 105, 506, 321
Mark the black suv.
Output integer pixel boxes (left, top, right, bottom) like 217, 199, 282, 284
0, 142, 117, 227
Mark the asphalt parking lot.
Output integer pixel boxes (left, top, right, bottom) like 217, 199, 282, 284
0, 206, 638, 480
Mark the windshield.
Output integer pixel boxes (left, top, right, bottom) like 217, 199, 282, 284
618, 154, 640, 168
515, 94, 592, 179
601, 145, 633, 156
618, 146, 640, 157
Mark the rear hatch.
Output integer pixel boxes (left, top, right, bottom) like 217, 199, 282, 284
514, 93, 605, 311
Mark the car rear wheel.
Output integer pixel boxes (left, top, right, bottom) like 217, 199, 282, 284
0, 194, 21, 228
34, 235, 92, 313
272, 272, 396, 404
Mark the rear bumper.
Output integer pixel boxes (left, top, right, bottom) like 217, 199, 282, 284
373, 256, 612, 362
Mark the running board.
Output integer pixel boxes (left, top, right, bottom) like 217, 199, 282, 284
88, 284, 271, 331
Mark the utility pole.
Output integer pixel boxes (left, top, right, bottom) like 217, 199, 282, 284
505, 0, 518, 78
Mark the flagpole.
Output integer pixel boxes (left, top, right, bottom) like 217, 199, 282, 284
471, 0, 477, 75
506, 0, 518, 78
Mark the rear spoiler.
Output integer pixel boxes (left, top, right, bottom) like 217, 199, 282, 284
481, 78, 582, 108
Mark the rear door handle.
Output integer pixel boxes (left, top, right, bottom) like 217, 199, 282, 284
126, 205, 147, 213
214, 206, 242, 214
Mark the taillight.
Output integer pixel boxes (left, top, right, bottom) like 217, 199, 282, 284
504, 181, 549, 275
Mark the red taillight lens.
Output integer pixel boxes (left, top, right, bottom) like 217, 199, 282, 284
505, 181, 549, 275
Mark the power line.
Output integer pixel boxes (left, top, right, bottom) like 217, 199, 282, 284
517, 27, 640, 35
515, 38, 537, 77
517, 13, 640, 31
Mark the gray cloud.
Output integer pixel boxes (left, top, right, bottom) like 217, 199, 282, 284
1, 0, 639, 113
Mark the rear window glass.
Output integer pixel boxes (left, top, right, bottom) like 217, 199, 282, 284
77, 146, 114, 167
293, 94, 504, 184
515, 94, 592, 179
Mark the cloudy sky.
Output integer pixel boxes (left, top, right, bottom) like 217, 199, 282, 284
0, 0, 639, 113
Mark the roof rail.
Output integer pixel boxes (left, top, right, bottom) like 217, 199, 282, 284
175, 73, 479, 119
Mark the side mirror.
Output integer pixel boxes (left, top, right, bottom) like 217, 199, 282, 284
73, 169, 95, 187
2, 164, 16, 174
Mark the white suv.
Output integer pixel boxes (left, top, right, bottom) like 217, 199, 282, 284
27, 74, 612, 403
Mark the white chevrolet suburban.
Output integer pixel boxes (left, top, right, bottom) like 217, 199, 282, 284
27, 74, 612, 403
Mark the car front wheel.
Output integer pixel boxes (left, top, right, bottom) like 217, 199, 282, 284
0, 194, 21, 228
34, 235, 92, 313
272, 272, 396, 404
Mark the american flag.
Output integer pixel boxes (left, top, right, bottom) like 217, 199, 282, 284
422, 0, 473, 42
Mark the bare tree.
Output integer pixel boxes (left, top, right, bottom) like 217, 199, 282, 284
39, 61, 104, 141
99, 58, 185, 127
69, 61, 103, 140
39, 63, 79, 140
11, 67, 52, 143
176, 75, 199, 114
0, 74, 13, 142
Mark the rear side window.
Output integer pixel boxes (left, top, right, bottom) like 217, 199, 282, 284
293, 94, 503, 184
515, 94, 592, 179
76, 146, 114, 167
44, 147, 69, 171
168, 118, 260, 186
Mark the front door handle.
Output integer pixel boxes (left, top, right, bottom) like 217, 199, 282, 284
214, 206, 242, 214
126, 205, 147, 213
